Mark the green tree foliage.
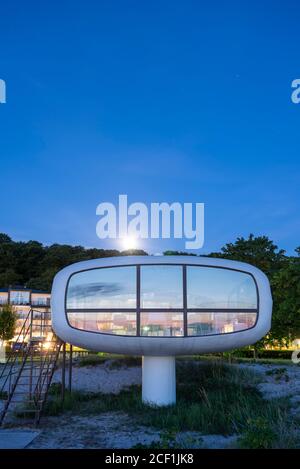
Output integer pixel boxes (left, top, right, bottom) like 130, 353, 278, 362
271, 254, 300, 345
211, 235, 298, 349
0, 232, 299, 349
0, 304, 17, 341
209, 233, 286, 275
163, 251, 197, 256
0, 233, 12, 243
0, 233, 147, 291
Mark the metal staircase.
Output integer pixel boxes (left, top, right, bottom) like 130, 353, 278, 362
0, 309, 62, 426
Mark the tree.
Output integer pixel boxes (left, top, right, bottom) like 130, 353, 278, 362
0, 268, 20, 287
0, 304, 17, 342
270, 254, 300, 346
0, 233, 12, 244
163, 251, 197, 256
0, 233, 148, 291
210, 233, 286, 276
209, 234, 292, 353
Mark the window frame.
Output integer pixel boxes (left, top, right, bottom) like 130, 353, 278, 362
64, 263, 259, 338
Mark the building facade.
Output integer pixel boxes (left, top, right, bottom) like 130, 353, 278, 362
0, 286, 51, 342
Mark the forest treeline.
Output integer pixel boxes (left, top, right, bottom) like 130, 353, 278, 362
0, 232, 299, 348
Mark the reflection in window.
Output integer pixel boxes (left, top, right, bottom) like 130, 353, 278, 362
187, 312, 257, 336
10, 291, 30, 305
187, 267, 257, 309
140, 312, 184, 337
67, 266, 136, 309
68, 312, 136, 335
140, 266, 183, 308
32, 296, 49, 306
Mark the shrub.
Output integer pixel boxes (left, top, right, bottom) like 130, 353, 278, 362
238, 417, 277, 449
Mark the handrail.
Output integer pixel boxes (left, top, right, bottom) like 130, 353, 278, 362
33, 333, 60, 400
34, 338, 62, 406
0, 343, 32, 425
0, 307, 65, 426
35, 340, 62, 424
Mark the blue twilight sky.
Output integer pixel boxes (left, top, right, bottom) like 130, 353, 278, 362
0, 0, 299, 255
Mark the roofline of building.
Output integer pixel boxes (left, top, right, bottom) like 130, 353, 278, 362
0, 287, 50, 294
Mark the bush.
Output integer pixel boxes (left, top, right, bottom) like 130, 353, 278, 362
76, 354, 108, 367
229, 349, 294, 360
0, 304, 17, 341
108, 356, 141, 369
238, 417, 276, 449
75, 354, 141, 368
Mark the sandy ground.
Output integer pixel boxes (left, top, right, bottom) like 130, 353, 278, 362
26, 412, 237, 449
238, 363, 300, 400
1, 360, 300, 448
52, 360, 142, 394
237, 362, 300, 419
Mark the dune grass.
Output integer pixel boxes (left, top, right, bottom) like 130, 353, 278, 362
41, 360, 298, 448
74, 353, 141, 368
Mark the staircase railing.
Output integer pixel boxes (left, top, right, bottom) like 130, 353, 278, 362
0, 308, 64, 426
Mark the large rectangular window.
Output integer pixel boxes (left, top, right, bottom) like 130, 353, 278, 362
140, 312, 184, 337
140, 265, 183, 308
10, 291, 30, 305
68, 312, 137, 335
67, 266, 137, 309
65, 264, 258, 337
187, 266, 257, 309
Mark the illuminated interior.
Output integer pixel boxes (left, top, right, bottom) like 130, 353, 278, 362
66, 264, 258, 337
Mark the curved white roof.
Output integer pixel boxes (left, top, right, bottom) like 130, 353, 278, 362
51, 256, 272, 356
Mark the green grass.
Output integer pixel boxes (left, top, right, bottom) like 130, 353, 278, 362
179, 354, 299, 366
74, 353, 141, 368
107, 356, 141, 369
75, 354, 108, 367
71, 352, 298, 368
41, 360, 298, 449
229, 357, 298, 366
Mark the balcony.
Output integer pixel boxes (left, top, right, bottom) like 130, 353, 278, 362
10, 300, 30, 306
31, 299, 51, 308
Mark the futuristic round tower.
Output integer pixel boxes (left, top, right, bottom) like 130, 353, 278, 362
51, 256, 272, 406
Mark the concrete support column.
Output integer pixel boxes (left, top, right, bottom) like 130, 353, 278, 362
142, 356, 176, 406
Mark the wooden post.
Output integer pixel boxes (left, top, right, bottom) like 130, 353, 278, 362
68, 344, 73, 393
61, 342, 66, 402
29, 309, 34, 400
